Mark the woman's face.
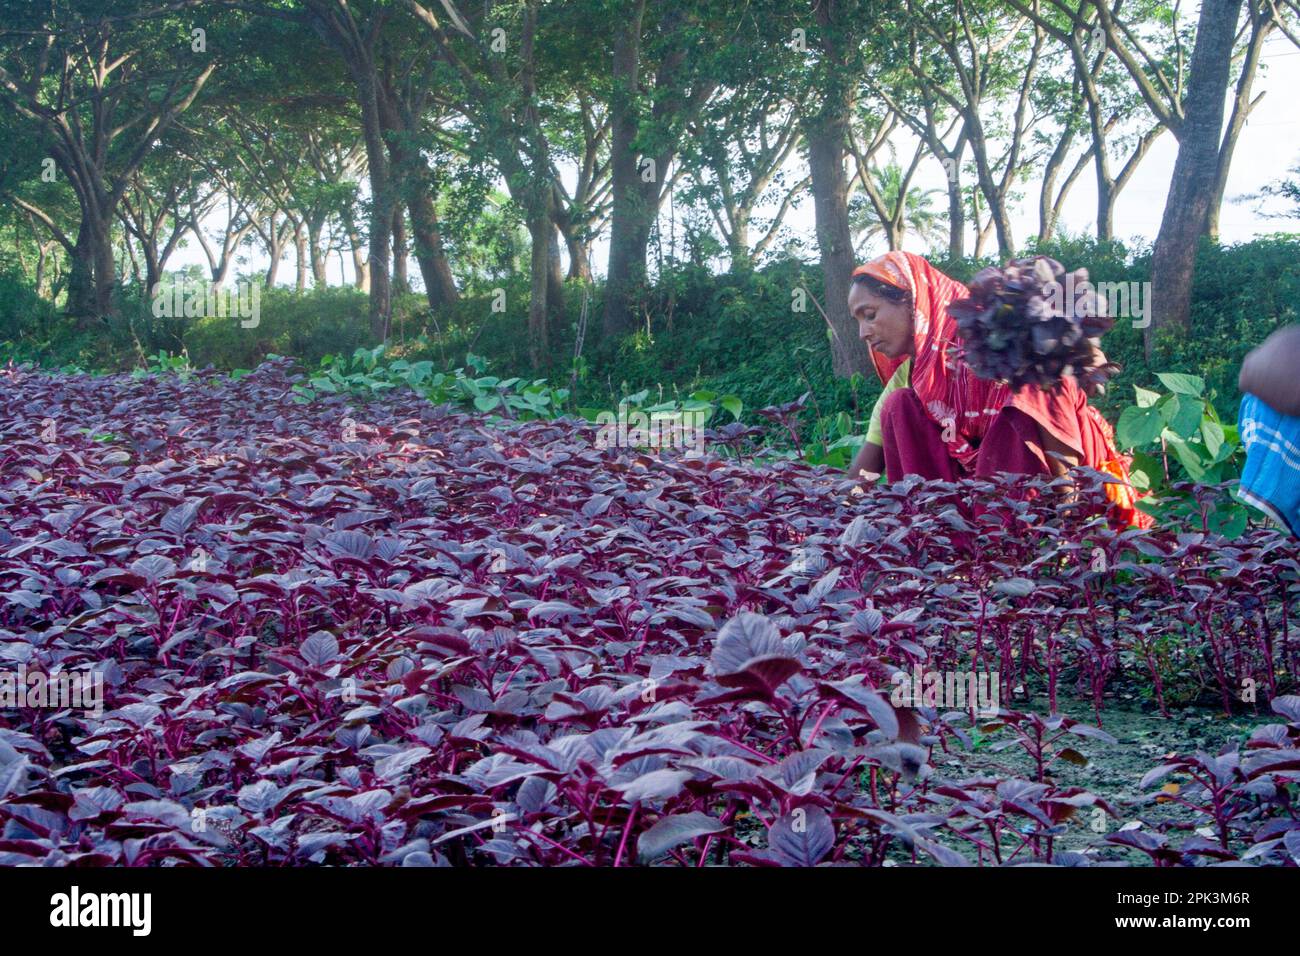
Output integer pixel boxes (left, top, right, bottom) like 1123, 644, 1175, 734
848, 281, 914, 359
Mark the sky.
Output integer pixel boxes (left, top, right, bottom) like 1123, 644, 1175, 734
171, 31, 1300, 286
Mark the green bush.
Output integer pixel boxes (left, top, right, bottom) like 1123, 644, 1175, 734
182, 285, 374, 369
5, 236, 1298, 452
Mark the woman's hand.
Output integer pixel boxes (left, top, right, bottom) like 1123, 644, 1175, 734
1038, 426, 1082, 502
848, 440, 885, 487
1080, 343, 1117, 398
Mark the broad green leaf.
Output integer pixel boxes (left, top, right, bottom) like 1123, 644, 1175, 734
1166, 436, 1208, 480
721, 396, 744, 420
1156, 372, 1205, 396
473, 394, 501, 412
1161, 394, 1204, 440
1201, 419, 1225, 459
1133, 385, 1161, 408
1131, 450, 1164, 488
1117, 404, 1165, 448
1209, 505, 1249, 538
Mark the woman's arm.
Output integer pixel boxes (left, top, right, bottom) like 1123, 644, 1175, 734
1240, 325, 1300, 417
850, 359, 910, 486
849, 440, 885, 484
1038, 426, 1080, 477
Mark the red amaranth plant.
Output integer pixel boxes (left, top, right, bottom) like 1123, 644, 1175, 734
0, 359, 1296, 866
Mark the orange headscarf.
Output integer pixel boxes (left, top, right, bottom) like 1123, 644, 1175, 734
853, 251, 1152, 528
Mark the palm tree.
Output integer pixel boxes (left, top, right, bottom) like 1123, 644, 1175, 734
849, 161, 947, 256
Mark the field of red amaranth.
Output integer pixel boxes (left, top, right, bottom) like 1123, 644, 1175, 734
2, 359, 1298, 867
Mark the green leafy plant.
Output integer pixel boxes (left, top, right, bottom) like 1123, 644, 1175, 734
133, 349, 193, 379
290, 346, 570, 422
1116, 372, 1248, 533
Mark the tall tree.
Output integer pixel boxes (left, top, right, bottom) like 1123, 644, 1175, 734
1146, 0, 1244, 348
795, 0, 875, 376
680, 87, 808, 268
291, 0, 398, 338
849, 156, 947, 254
1086, 0, 1274, 250
1008, 0, 1167, 240
601, 0, 719, 340
376, 40, 459, 312
895, 0, 1049, 257
116, 149, 210, 293
0, 1, 217, 320
404, 0, 572, 365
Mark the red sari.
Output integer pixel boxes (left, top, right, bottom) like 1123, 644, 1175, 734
854, 251, 1149, 527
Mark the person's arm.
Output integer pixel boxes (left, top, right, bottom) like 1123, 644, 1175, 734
848, 359, 909, 486
849, 440, 885, 483
1038, 426, 1080, 477
1240, 325, 1300, 417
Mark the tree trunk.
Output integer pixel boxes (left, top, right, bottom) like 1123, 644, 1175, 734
408, 191, 458, 310
35, 241, 48, 297
805, 112, 870, 376
565, 231, 593, 282
602, 0, 650, 340
603, 174, 656, 339
142, 239, 162, 296
266, 217, 283, 287
355, 68, 393, 340
342, 213, 370, 291
885, 215, 905, 252
294, 222, 308, 292
66, 207, 114, 323
90, 213, 115, 318
964, 112, 1015, 257
550, 187, 594, 282
546, 217, 565, 320
308, 215, 328, 285
1097, 179, 1115, 241
391, 205, 409, 295
64, 225, 95, 316
527, 212, 552, 368
1038, 124, 1075, 242
1205, 1, 1269, 239
945, 173, 965, 260
1148, 0, 1244, 355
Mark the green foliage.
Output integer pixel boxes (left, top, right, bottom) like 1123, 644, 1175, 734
287, 345, 567, 420
5, 236, 1298, 483
287, 345, 747, 455
132, 350, 194, 379
1114, 372, 1249, 535
183, 285, 377, 369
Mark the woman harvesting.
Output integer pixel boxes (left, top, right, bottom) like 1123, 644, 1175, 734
846, 251, 1148, 527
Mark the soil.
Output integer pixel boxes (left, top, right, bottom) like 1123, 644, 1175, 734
926, 693, 1279, 865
